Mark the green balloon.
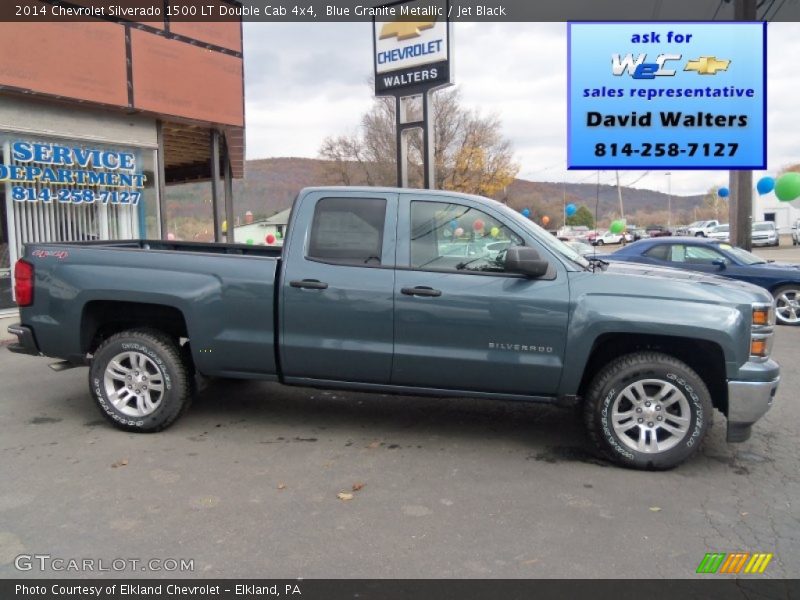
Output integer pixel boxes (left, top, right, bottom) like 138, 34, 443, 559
609, 219, 625, 234
775, 172, 800, 202
246, 238, 254, 245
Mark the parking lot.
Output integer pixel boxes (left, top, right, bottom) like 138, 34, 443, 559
0, 242, 797, 580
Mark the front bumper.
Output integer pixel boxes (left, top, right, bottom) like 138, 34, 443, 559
726, 376, 780, 442
7, 323, 41, 356
752, 237, 777, 246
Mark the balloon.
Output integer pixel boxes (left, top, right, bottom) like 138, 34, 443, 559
521, 208, 531, 218
166, 232, 176, 241
566, 203, 577, 217
246, 238, 254, 245
472, 219, 485, 232
443, 228, 452, 238
717, 187, 730, 198
449, 219, 458, 230
222, 220, 228, 233
775, 172, 800, 202
756, 176, 775, 195
454, 227, 464, 237
490, 226, 500, 238
609, 219, 626, 234
266, 234, 276, 244
276, 230, 283, 239
542, 216, 550, 226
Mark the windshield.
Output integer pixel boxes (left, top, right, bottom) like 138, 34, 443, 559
753, 223, 775, 231
687, 221, 704, 227
494, 202, 591, 270
713, 225, 729, 232
717, 243, 766, 265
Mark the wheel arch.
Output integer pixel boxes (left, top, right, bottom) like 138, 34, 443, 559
81, 301, 190, 359
576, 333, 728, 414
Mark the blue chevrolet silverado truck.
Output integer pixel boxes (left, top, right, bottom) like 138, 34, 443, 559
8, 187, 781, 469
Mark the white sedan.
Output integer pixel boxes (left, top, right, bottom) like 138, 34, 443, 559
592, 231, 633, 246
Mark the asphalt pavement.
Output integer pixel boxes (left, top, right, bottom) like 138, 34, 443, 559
0, 326, 797, 579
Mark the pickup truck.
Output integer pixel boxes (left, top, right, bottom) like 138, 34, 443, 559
8, 187, 781, 470
677, 220, 720, 237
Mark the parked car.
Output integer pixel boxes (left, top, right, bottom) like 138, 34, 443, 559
565, 240, 595, 257
8, 187, 780, 469
793, 219, 800, 246
751, 221, 779, 247
628, 227, 648, 241
677, 220, 720, 237
645, 225, 672, 238
592, 230, 633, 246
708, 224, 730, 242
556, 225, 590, 241
605, 236, 800, 325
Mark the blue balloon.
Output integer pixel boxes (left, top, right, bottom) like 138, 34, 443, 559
566, 203, 577, 217
718, 187, 730, 198
521, 208, 531, 218
757, 176, 775, 195
449, 219, 458, 230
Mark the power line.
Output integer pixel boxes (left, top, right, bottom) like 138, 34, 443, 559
765, 0, 787, 20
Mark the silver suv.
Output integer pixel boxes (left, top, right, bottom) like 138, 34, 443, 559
752, 221, 779, 247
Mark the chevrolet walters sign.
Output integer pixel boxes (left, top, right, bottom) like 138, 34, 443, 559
373, 0, 452, 95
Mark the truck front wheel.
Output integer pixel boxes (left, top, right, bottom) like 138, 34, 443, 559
89, 329, 191, 432
583, 352, 711, 470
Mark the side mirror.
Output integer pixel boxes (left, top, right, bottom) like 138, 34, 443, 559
712, 258, 727, 270
505, 247, 550, 278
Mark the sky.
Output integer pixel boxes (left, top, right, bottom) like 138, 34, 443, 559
242, 22, 798, 197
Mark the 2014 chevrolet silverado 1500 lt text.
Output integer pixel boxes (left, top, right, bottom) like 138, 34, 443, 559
8, 187, 781, 469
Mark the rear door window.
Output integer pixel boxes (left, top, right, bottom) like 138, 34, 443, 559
307, 197, 387, 266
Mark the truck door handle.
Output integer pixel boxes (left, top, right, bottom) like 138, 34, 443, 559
401, 286, 442, 298
290, 279, 328, 290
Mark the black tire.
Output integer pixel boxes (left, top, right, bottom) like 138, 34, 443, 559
89, 329, 191, 432
695, 232, 704, 237
773, 285, 800, 326
596, 240, 604, 246
584, 352, 711, 470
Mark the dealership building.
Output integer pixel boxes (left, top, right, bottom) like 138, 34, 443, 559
0, 18, 245, 314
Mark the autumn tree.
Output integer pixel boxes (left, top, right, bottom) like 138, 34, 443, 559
320, 87, 518, 196
566, 205, 595, 228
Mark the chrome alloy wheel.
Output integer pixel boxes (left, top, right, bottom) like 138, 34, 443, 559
103, 351, 165, 417
610, 379, 691, 454
775, 289, 800, 325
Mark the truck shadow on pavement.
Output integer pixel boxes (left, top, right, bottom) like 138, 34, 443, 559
185, 379, 627, 468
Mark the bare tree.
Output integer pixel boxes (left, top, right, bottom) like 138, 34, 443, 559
320, 87, 518, 196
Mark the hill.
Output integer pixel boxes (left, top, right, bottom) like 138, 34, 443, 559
162, 157, 712, 238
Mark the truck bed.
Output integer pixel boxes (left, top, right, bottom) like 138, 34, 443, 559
30, 239, 284, 259
21, 239, 282, 378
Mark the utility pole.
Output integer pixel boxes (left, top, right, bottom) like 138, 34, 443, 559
666, 172, 672, 228
615, 171, 625, 219
729, 0, 756, 250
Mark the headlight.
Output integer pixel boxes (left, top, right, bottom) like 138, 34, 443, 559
750, 302, 775, 360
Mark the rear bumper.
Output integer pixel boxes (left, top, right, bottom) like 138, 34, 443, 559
726, 376, 780, 442
6, 323, 41, 356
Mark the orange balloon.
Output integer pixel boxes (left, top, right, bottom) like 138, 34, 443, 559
542, 216, 551, 226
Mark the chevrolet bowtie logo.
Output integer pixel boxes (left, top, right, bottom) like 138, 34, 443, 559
684, 56, 731, 75
379, 19, 436, 41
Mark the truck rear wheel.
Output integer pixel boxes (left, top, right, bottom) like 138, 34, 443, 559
89, 329, 191, 432
583, 352, 711, 470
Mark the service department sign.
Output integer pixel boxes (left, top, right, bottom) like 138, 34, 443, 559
373, 0, 452, 95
